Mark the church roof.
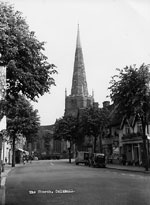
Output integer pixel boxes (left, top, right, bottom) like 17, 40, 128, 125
71, 25, 88, 97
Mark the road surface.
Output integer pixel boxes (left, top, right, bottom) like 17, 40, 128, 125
4, 160, 150, 205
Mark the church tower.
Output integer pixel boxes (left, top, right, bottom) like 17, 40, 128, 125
65, 25, 94, 117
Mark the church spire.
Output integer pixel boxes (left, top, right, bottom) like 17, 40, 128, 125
71, 25, 88, 97
76, 24, 81, 48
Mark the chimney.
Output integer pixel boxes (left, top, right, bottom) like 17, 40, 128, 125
103, 101, 110, 108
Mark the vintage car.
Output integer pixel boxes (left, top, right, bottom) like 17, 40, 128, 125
89, 153, 106, 168
75, 151, 90, 165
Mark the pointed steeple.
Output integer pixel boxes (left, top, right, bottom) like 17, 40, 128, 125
71, 24, 88, 97
76, 24, 81, 48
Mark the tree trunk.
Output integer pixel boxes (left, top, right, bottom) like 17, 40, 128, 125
68, 148, 71, 163
142, 137, 149, 171
0, 134, 2, 186
94, 136, 97, 153
141, 117, 149, 171
12, 134, 16, 167
99, 133, 103, 153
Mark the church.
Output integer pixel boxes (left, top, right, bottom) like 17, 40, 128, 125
65, 24, 94, 117
33, 25, 98, 159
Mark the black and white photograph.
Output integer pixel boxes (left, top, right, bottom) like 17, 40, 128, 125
0, 0, 150, 204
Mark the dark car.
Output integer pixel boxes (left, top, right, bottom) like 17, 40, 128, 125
75, 151, 90, 165
89, 153, 106, 168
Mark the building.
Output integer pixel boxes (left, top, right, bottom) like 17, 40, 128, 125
31, 25, 97, 158
64, 25, 97, 153
15, 134, 28, 164
33, 125, 68, 159
0, 65, 11, 168
120, 116, 150, 166
65, 24, 94, 117
0, 117, 11, 165
102, 106, 150, 166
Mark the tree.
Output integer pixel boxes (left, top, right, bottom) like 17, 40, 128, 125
6, 95, 40, 167
0, 2, 57, 102
0, 64, 6, 175
109, 64, 150, 171
54, 115, 78, 163
79, 106, 110, 153
0, 2, 57, 167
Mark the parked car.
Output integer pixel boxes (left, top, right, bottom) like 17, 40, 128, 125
75, 151, 90, 165
34, 156, 38, 161
89, 153, 106, 168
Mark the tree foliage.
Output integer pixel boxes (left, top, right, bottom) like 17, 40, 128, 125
0, 2, 57, 101
79, 107, 109, 136
54, 115, 78, 163
109, 64, 150, 119
79, 106, 110, 152
6, 95, 40, 142
109, 64, 150, 170
54, 115, 78, 144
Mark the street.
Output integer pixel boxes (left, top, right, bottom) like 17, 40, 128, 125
4, 160, 150, 205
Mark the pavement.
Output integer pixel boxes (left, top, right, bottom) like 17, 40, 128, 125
106, 163, 150, 174
0, 164, 13, 205
1, 164, 13, 187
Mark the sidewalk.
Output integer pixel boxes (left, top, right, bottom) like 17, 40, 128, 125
1, 164, 12, 187
0, 164, 13, 205
106, 163, 150, 174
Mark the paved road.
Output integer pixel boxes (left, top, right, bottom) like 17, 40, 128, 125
4, 160, 150, 205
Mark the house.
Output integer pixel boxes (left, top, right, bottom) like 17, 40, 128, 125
104, 108, 150, 167
101, 102, 121, 163
0, 116, 12, 166
120, 116, 150, 166
15, 133, 28, 164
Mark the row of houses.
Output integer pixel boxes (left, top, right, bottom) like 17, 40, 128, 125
100, 101, 150, 166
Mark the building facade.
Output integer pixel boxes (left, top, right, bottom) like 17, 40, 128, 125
33, 125, 68, 159
102, 107, 150, 166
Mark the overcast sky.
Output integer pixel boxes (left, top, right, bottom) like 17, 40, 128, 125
7, 0, 150, 125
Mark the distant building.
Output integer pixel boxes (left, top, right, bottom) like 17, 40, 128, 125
33, 125, 67, 159
0, 66, 10, 166
64, 25, 99, 153
0, 117, 11, 165
65, 24, 94, 117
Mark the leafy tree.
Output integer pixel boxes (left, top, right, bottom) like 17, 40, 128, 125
0, 2, 57, 167
0, 65, 6, 100
79, 106, 110, 153
54, 115, 78, 163
109, 64, 150, 171
0, 2, 57, 102
6, 95, 40, 167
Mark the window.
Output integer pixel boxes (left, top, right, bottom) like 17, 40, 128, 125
125, 125, 130, 134
137, 123, 142, 133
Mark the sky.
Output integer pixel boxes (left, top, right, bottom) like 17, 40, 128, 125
6, 0, 150, 125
